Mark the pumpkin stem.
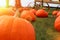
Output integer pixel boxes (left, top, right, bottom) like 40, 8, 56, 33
14, 9, 20, 17
8, 8, 20, 17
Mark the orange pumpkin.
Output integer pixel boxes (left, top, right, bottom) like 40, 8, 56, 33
0, 8, 15, 16
0, 15, 35, 40
36, 9, 48, 18
20, 10, 36, 21
52, 10, 59, 16
56, 11, 60, 17
30, 9, 37, 15
54, 16, 60, 32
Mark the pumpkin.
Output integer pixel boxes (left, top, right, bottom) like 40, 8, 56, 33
0, 8, 15, 16
52, 10, 59, 16
56, 11, 60, 17
0, 15, 35, 40
36, 9, 48, 18
54, 16, 60, 32
20, 10, 36, 21
30, 9, 37, 15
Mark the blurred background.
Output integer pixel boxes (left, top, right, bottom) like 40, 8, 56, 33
0, 0, 60, 8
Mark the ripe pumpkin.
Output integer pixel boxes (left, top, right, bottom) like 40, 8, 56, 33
52, 10, 59, 16
54, 16, 60, 32
20, 10, 36, 21
56, 11, 60, 17
36, 9, 48, 18
0, 8, 15, 16
30, 9, 37, 15
0, 15, 35, 40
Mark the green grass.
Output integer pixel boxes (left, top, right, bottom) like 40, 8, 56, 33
31, 15, 60, 40
31, 8, 60, 40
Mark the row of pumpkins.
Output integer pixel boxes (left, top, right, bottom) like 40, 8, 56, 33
0, 7, 49, 40
0, 7, 48, 21
0, 6, 60, 40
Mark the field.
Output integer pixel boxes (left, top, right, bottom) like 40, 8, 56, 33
31, 8, 60, 40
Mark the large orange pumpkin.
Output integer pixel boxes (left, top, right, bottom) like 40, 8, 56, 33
36, 9, 48, 18
20, 10, 36, 21
52, 10, 59, 16
0, 15, 35, 40
0, 8, 15, 16
54, 16, 60, 32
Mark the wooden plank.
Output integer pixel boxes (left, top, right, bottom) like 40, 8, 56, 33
35, 0, 50, 2
35, 2, 60, 8
35, 0, 60, 4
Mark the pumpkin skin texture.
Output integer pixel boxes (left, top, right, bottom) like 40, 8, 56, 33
36, 9, 48, 18
20, 10, 36, 21
52, 10, 59, 16
30, 9, 37, 15
0, 15, 35, 40
54, 16, 60, 32
0, 8, 15, 16
18, 7, 30, 12
56, 11, 60, 17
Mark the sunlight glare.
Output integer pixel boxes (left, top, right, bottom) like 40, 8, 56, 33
0, 0, 6, 7
21, 0, 35, 7
9, 0, 15, 6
